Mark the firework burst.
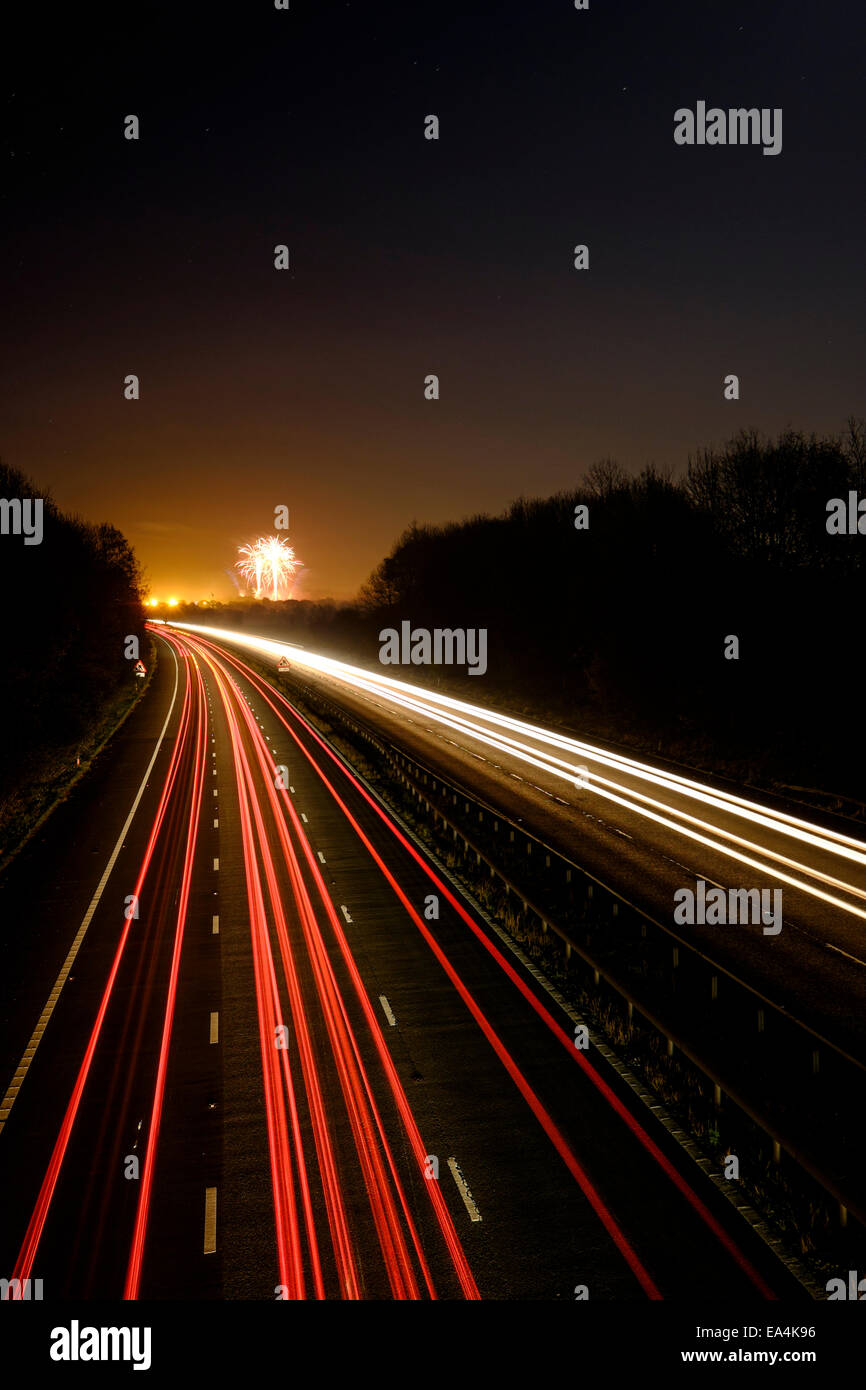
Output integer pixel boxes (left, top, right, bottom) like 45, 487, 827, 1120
236, 536, 299, 600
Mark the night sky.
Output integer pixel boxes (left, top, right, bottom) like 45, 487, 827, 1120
3, 2, 863, 600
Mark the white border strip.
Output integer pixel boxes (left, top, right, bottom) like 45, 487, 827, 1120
0, 643, 180, 1136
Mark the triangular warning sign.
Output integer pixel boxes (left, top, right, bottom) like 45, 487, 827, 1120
134, 660, 146, 674
277, 656, 291, 671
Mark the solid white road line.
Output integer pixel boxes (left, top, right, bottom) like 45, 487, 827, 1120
0, 644, 181, 1136
825, 941, 866, 968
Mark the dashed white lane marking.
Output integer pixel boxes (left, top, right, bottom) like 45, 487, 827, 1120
378, 995, 396, 1027
213, 818, 219, 828
340, 905, 353, 924
447, 1158, 482, 1222
301, 813, 308, 823
212, 768, 217, 776
825, 941, 866, 968
317, 851, 326, 864
213, 858, 220, 871
0, 642, 181, 1136
289, 785, 296, 793
212, 916, 220, 935
203, 1188, 217, 1254
212, 788, 218, 797
336, 746, 824, 1299
209, 1012, 219, 1044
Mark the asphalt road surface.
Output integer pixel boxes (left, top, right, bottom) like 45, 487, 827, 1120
170, 625, 866, 1069
0, 629, 813, 1300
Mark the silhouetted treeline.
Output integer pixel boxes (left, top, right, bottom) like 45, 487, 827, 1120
0, 460, 144, 807
184, 422, 866, 796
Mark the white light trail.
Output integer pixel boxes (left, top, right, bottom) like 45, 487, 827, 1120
165, 621, 866, 922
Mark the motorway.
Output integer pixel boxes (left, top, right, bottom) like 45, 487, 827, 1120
0, 628, 812, 1300
168, 624, 866, 1069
